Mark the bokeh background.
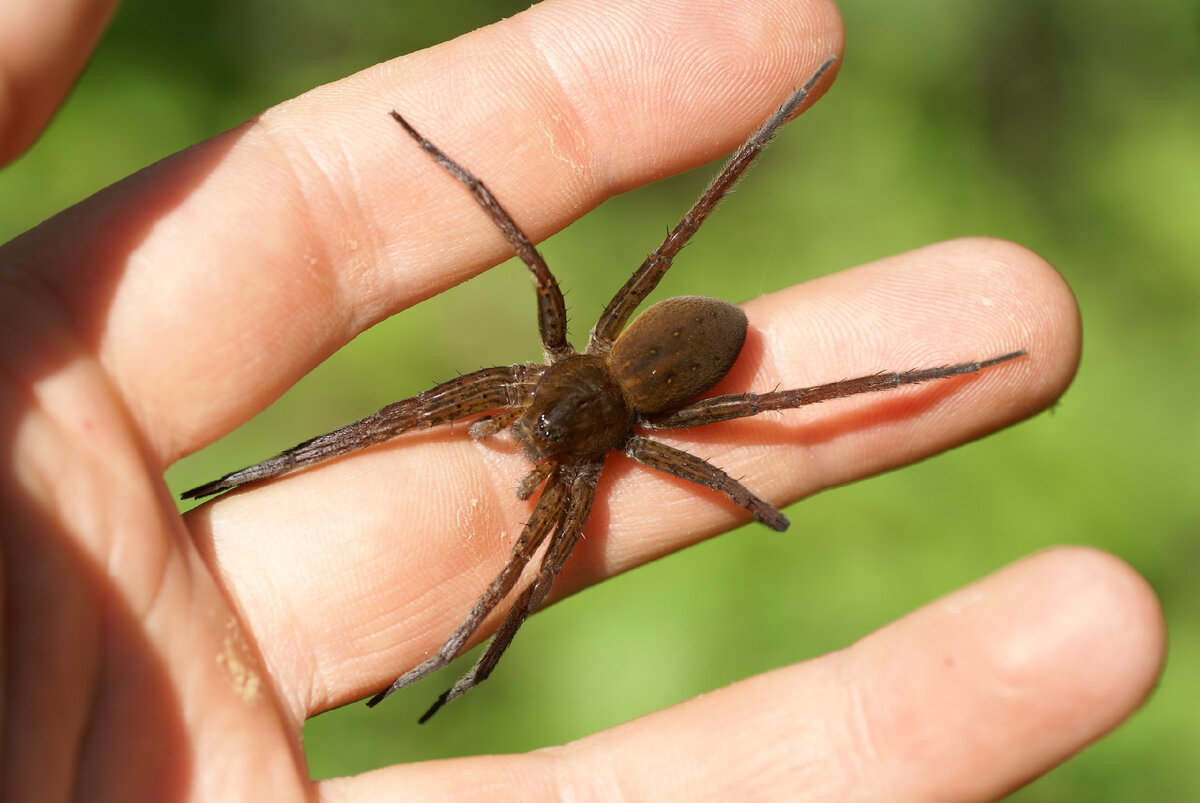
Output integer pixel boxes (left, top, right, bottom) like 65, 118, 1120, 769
3, 0, 1196, 798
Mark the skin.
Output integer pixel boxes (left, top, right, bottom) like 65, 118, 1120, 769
0, 0, 1164, 801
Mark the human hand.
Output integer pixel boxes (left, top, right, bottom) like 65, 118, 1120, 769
0, 0, 1162, 801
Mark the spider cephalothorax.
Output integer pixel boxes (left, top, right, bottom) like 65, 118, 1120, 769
184, 57, 1025, 721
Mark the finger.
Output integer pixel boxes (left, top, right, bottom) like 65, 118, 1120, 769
0, 0, 844, 465
566, 235, 1080, 586
0, 0, 117, 163
186, 236, 1078, 716
315, 548, 1164, 802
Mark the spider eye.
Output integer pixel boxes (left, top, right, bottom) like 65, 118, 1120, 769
511, 355, 633, 461
535, 414, 562, 443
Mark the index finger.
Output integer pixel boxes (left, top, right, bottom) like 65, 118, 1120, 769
1, 0, 845, 466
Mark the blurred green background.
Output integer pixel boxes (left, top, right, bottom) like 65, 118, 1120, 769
3, 0, 1197, 798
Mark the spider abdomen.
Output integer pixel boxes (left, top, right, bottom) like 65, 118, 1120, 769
610, 295, 748, 414
511, 354, 633, 460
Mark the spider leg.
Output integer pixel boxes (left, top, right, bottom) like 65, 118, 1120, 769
588, 56, 837, 353
623, 435, 789, 531
390, 112, 573, 362
181, 363, 543, 498
416, 460, 603, 722
365, 464, 576, 708
643, 351, 1028, 430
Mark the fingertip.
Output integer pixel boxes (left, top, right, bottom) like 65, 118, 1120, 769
0, 0, 118, 163
936, 236, 1082, 406
850, 546, 1165, 801
989, 546, 1166, 729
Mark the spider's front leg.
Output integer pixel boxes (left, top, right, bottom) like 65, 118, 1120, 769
181, 363, 544, 498
413, 459, 603, 722
365, 460, 600, 713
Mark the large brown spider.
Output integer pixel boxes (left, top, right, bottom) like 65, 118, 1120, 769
184, 56, 1024, 721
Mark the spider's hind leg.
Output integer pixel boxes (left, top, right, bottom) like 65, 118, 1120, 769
641, 351, 1030, 431
587, 56, 837, 353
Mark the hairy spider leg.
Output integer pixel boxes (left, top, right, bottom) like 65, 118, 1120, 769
181, 363, 543, 498
415, 459, 603, 722
390, 111, 574, 363
365, 465, 575, 707
623, 435, 790, 531
587, 56, 838, 353
642, 351, 1029, 430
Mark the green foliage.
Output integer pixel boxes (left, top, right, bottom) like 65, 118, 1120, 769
4, 0, 1196, 797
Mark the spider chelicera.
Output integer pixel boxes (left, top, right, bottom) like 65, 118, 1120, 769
184, 56, 1025, 721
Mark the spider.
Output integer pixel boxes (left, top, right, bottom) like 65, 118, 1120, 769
183, 56, 1025, 722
